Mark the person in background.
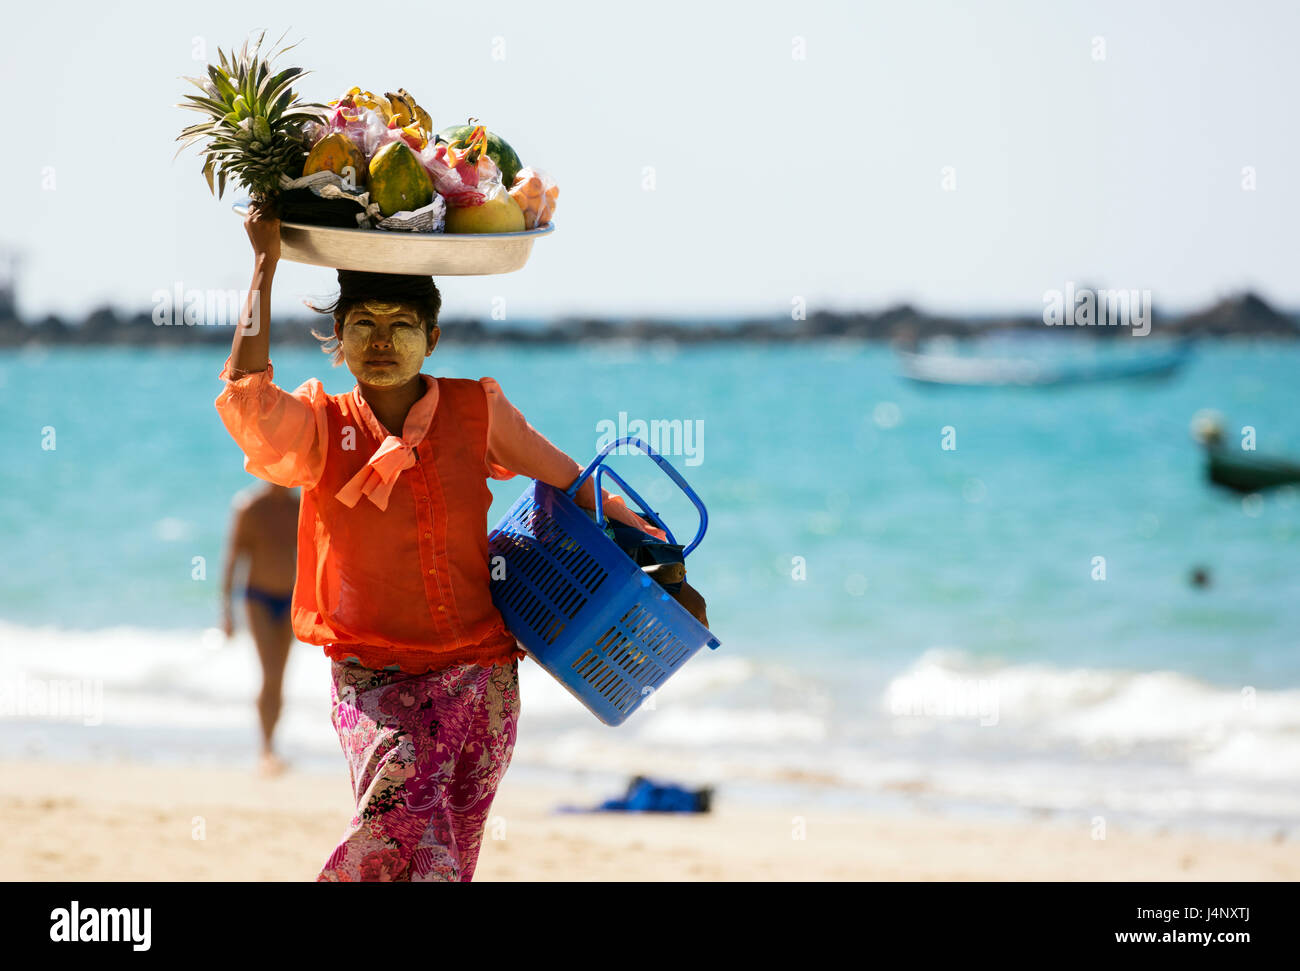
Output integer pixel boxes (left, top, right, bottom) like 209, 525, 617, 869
221, 481, 301, 777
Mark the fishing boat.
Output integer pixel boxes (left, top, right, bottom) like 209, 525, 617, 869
1190, 411, 1300, 493
1206, 450, 1300, 493
896, 336, 1193, 387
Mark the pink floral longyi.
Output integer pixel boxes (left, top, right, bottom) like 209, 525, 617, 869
317, 657, 520, 882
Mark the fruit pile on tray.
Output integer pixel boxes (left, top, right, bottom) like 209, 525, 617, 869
176, 32, 558, 245
296, 87, 557, 234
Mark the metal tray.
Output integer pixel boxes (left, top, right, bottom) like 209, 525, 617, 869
231, 202, 554, 275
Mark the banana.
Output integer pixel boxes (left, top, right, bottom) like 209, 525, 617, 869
397, 88, 434, 134
335, 86, 433, 129
353, 91, 394, 123
385, 91, 414, 127
372, 93, 395, 123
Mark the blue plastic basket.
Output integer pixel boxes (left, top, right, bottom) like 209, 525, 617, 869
488, 436, 720, 726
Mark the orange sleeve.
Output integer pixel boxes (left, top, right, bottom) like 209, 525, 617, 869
480, 376, 669, 542
214, 355, 330, 489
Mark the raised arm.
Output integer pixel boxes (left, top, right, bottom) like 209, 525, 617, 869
214, 204, 329, 489
480, 377, 669, 541
229, 203, 278, 376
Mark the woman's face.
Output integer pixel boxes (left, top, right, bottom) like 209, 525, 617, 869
338, 301, 436, 388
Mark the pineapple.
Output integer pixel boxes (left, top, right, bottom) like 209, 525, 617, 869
175, 30, 329, 204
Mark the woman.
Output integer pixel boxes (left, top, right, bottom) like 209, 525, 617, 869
215, 204, 663, 881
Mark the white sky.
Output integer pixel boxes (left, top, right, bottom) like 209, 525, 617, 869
3, 0, 1298, 322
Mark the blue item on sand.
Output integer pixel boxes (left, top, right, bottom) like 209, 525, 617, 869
554, 776, 714, 814
488, 436, 720, 727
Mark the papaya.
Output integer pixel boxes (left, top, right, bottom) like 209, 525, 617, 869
368, 141, 434, 217
437, 124, 523, 188
303, 132, 367, 187
444, 190, 526, 234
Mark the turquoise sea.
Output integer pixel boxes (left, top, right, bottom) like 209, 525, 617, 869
1, 340, 1298, 836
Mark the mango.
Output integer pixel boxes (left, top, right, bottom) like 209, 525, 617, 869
444, 191, 526, 234
303, 132, 367, 188
368, 141, 434, 217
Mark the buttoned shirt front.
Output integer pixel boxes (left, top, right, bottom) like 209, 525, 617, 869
215, 355, 664, 673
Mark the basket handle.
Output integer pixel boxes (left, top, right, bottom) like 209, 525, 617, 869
566, 436, 709, 558
593, 465, 677, 546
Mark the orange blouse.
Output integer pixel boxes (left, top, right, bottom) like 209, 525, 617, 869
214, 354, 665, 673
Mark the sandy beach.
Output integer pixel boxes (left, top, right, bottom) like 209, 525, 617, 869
1, 759, 1296, 881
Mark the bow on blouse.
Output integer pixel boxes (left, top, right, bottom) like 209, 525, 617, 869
335, 434, 418, 511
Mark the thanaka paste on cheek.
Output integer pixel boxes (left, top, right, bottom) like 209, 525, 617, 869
341, 319, 429, 387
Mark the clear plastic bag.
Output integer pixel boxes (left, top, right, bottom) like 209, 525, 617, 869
508, 166, 559, 229
370, 118, 429, 156
418, 126, 501, 207
315, 103, 391, 159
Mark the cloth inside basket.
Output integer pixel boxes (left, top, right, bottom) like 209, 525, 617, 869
588, 511, 710, 627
